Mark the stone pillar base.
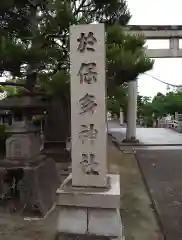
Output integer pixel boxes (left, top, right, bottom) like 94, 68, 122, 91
0, 155, 60, 217
56, 174, 123, 239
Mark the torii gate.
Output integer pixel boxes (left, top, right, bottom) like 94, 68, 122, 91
125, 25, 182, 142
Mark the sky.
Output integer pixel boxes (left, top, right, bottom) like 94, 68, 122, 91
127, 0, 182, 98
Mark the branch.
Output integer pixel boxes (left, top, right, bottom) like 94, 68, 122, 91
74, 0, 87, 16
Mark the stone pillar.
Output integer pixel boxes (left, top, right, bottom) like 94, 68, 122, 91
119, 108, 124, 125
175, 112, 178, 121
124, 80, 139, 143
56, 23, 122, 240
170, 38, 179, 57
177, 114, 182, 132
170, 38, 179, 49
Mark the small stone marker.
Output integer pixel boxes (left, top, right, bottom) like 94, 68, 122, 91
70, 24, 107, 187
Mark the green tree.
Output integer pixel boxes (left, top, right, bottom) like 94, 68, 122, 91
137, 90, 182, 126
137, 95, 151, 118
0, 0, 153, 139
151, 92, 166, 118
107, 84, 128, 118
137, 95, 153, 126
151, 91, 182, 117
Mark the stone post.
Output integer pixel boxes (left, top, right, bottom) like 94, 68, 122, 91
119, 108, 124, 125
170, 38, 179, 56
175, 112, 178, 121
177, 114, 182, 132
124, 80, 139, 143
56, 23, 122, 239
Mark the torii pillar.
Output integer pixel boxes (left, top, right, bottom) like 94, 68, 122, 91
123, 80, 139, 143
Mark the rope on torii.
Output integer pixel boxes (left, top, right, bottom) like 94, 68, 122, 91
144, 73, 182, 88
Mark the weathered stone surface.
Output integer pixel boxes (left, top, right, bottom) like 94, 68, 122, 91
57, 207, 87, 234
56, 206, 122, 238
5, 120, 41, 161
0, 93, 60, 217
56, 23, 121, 240
70, 24, 107, 188
88, 208, 121, 237
6, 133, 40, 160
6, 120, 40, 134
18, 157, 60, 216
57, 174, 120, 209
56, 173, 122, 238
0, 95, 48, 110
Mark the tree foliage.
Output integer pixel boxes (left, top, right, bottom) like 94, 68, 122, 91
137, 94, 153, 126
106, 26, 153, 95
151, 91, 182, 118
136, 90, 182, 127
0, 0, 153, 99
137, 95, 152, 118
107, 84, 128, 117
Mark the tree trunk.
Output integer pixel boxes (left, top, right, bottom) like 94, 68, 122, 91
45, 96, 70, 141
43, 96, 70, 162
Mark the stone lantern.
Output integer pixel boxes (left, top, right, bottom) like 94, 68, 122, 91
0, 94, 60, 216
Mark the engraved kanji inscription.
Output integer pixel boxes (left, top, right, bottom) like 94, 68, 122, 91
78, 62, 97, 84
77, 32, 97, 52
80, 153, 99, 175
79, 93, 97, 114
79, 124, 98, 144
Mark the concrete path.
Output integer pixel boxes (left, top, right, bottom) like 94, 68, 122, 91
108, 121, 182, 146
